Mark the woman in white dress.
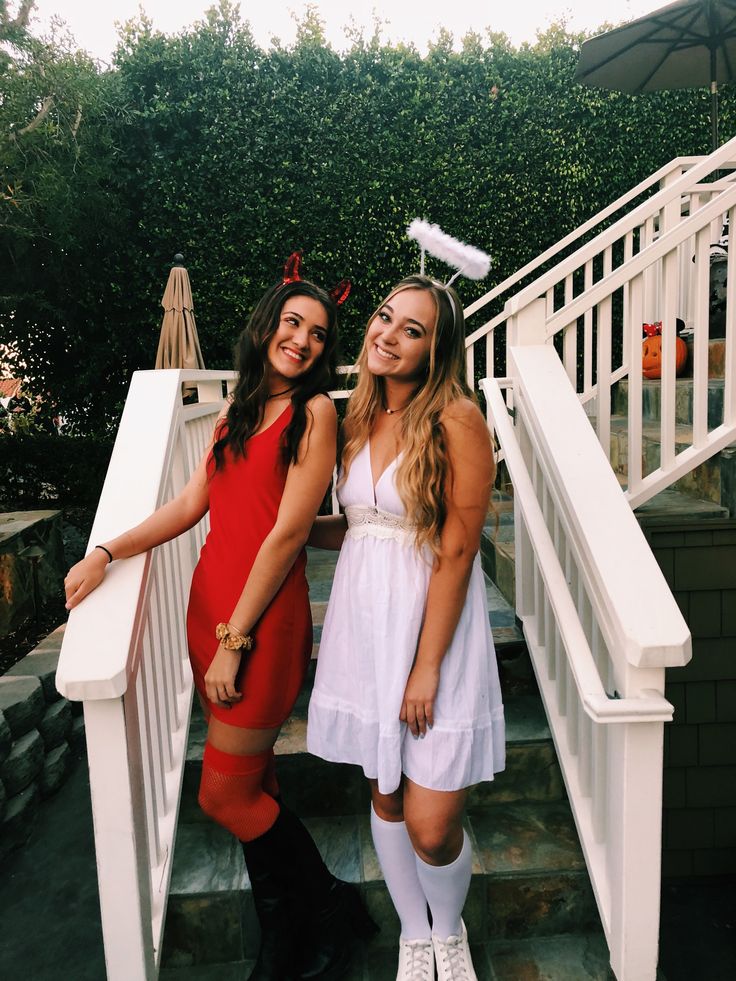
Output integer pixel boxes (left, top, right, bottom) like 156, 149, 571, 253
307, 274, 505, 981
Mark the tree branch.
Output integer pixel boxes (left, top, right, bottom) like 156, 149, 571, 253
9, 94, 54, 140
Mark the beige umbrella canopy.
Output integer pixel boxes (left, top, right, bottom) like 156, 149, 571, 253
576, 0, 736, 153
155, 254, 205, 373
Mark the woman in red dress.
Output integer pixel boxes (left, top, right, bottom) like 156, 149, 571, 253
65, 264, 375, 980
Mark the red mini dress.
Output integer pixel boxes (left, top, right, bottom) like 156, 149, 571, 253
186, 405, 312, 727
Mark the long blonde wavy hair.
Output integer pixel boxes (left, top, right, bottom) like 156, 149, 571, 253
341, 274, 483, 552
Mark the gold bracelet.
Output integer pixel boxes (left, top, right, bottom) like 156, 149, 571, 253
215, 622, 254, 652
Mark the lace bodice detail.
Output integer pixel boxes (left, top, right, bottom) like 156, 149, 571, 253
344, 504, 414, 544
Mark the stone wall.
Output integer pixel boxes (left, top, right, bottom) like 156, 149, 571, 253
0, 625, 84, 861
0, 511, 66, 637
642, 519, 736, 878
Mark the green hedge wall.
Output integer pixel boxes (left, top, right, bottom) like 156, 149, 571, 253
2, 4, 734, 434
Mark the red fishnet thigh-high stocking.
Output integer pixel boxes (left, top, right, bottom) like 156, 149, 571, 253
197, 742, 279, 842
262, 747, 280, 800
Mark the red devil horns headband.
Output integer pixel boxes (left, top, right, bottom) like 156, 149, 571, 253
282, 251, 352, 306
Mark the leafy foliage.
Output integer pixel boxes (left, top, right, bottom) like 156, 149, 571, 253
1, 1, 734, 434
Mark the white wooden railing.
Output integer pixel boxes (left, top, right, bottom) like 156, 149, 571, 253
467, 135, 736, 507
463, 152, 726, 383
482, 346, 691, 981
56, 369, 236, 981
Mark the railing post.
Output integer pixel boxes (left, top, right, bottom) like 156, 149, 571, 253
607, 719, 665, 981
85, 697, 155, 981
507, 300, 545, 622
508, 296, 547, 347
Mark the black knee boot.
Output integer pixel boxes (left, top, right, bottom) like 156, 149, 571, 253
241, 812, 302, 981
277, 804, 379, 980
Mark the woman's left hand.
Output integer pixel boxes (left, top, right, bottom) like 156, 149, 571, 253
204, 645, 244, 709
400, 662, 440, 737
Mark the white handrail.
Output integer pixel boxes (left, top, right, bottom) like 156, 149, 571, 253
507, 346, 691, 668
483, 378, 673, 723
56, 369, 236, 980
505, 136, 736, 320
463, 156, 704, 322
481, 347, 691, 981
544, 181, 736, 338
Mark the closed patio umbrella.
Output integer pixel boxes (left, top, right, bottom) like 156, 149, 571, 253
575, 0, 736, 152
155, 254, 205, 375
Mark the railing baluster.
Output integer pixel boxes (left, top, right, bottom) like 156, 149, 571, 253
622, 231, 634, 375
725, 205, 736, 426
578, 710, 592, 797
692, 223, 711, 445
139, 634, 164, 864
592, 722, 607, 843
556, 623, 568, 718
566, 660, 579, 754
627, 273, 644, 494
583, 260, 593, 395
135, 669, 160, 872
596, 295, 612, 455
150, 575, 174, 772
466, 343, 475, 390
659, 246, 679, 471
485, 331, 494, 381
563, 273, 577, 388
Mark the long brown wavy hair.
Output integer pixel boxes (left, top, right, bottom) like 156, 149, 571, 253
341, 274, 488, 552
212, 279, 339, 470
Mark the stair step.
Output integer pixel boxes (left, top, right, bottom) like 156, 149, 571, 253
613, 376, 725, 429
608, 415, 730, 510
159, 930, 627, 980
162, 796, 597, 967
634, 488, 729, 524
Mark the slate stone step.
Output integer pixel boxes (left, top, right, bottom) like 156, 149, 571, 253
162, 798, 598, 967
633, 487, 729, 525
481, 512, 516, 609
608, 415, 734, 513
159, 930, 630, 980
613, 376, 725, 429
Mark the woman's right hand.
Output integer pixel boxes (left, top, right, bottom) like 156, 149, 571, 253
64, 549, 110, 610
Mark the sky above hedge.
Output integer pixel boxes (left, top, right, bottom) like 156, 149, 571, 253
32, 0, 654, 60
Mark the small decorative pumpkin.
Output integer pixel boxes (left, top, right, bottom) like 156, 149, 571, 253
642, 322, 688, 379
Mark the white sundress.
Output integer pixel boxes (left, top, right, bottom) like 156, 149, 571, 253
307, 440, 506, 795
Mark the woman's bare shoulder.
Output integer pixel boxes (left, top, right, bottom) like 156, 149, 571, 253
306, 393, 337, 422
440, 397, 487, 436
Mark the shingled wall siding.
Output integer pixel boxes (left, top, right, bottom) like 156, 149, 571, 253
642, 519, 736, 878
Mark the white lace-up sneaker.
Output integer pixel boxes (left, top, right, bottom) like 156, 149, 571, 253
395, 937, 435, 981
432, 920, 478, 981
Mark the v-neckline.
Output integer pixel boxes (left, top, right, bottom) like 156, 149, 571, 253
250, 401, 292, 440
367, 437, 400, 504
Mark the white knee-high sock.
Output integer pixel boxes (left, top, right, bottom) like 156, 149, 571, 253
414, 829, 472, 940
370, 804, 431, 940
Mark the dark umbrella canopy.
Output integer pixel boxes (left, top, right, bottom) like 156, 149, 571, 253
576, 0, 736, 151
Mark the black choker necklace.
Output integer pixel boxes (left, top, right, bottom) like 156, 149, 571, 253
267, 387, 294, 400
384, 404, 408, 415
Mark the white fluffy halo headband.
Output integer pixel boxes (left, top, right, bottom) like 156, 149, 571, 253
406, 219, 491, 287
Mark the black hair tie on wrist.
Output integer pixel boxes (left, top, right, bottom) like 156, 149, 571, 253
95, 544, 113, 564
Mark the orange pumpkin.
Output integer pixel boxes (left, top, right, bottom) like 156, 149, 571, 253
642, 334, 688, 379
